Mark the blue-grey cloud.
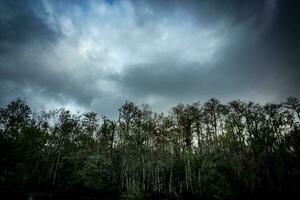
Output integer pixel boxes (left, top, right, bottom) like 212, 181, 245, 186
0, 0, 299, 118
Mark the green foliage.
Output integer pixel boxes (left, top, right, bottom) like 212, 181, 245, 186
0, 97, 300, 199
121, 189, 144, 200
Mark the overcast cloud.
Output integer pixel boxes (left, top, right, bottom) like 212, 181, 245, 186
0, 0, 299, 118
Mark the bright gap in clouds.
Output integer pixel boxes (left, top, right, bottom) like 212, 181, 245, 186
53, 0, 228, 72
40, 0, 229, 115
2, 0, 296, 119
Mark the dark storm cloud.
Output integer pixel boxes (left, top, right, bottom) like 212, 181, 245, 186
115, 0, 300, 106
130, 0, 276, 30
0, 0, 60, 106
116, 43, 273, 102
0, 0, 299, 117
119, 37, 300, 106
0, 0, 59, 47
0, 0, 100, 110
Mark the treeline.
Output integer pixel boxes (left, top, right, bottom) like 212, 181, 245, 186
0, 97, 300, 199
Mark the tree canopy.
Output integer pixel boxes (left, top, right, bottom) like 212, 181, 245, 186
0, 97, 300, 199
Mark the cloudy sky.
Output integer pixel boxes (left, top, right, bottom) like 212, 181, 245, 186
0, 0, 299, 118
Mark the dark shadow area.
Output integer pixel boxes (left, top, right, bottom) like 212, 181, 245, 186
1, 97, 300, 199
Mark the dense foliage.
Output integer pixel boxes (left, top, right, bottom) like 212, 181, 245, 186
0, 98, 300, 199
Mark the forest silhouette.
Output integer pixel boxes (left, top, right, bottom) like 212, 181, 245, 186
0, 97, 300, 199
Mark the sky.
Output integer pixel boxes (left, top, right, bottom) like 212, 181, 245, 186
0, 0, 299, 118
